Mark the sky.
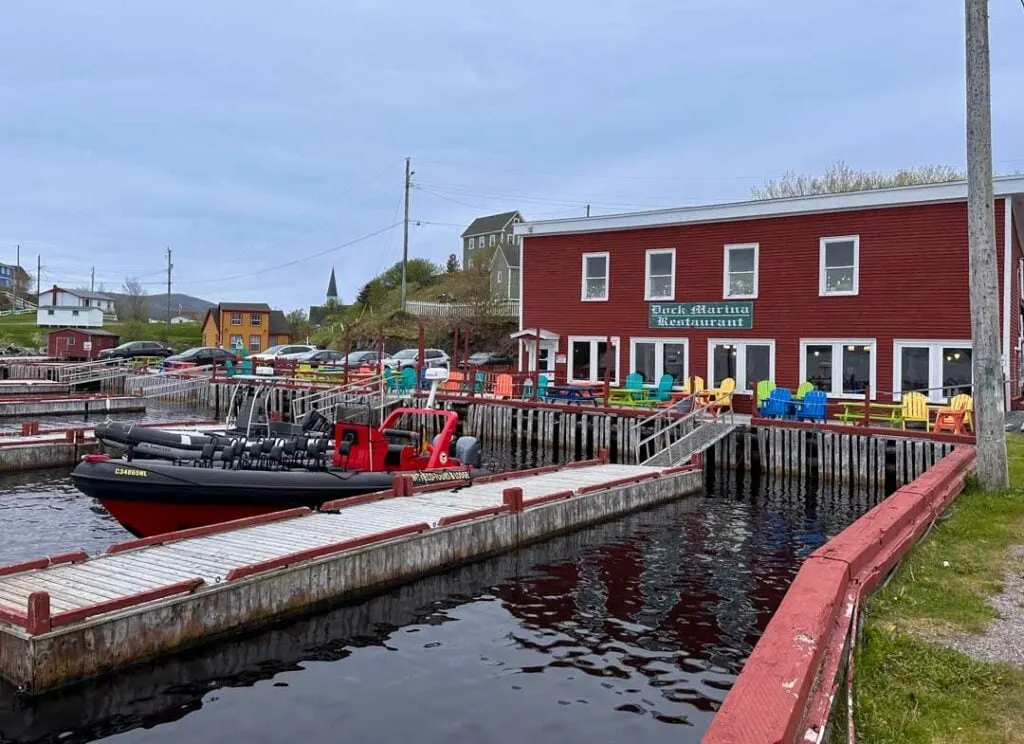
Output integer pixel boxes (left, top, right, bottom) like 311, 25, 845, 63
1, 0, 1023, 312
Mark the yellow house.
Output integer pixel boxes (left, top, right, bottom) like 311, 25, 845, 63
200, 303, 292, 354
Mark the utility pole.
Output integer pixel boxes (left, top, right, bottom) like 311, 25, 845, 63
586, 204, 591, 217
36, 255, 40, 299
166, 247, 173, 328
90, 266, 95, 292
965, 0, 1007, 489
14, 244, 19, 310
401, 157, 411, 312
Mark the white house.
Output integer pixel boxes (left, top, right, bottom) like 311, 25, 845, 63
37, 286, 117, 315
37, 305, 105, 328
149, 315, 196, 324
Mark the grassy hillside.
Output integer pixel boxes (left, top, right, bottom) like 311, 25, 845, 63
0, 314, 202, 353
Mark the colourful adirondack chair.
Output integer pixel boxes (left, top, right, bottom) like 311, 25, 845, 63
794, 381, 815, 400
398, 366, 417, 394
795, 389, 827, 423
495, 373, 514, 399
383, 367, 397, 392
521, 377, 534, 399
537, 374, 551, 400
756, 380, 776, 411
950, 393, 973, 432
900, 391, 929, 430
706, 377, 736, 413
474, 371, 487, 395
653, 374, 674, 401
761, 388, 792, 418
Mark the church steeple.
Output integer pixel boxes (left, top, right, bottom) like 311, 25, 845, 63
326, 267, 338, 301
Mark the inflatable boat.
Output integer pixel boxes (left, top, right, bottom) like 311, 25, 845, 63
71, 407, 485, 537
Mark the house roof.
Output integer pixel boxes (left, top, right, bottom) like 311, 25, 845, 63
461, 211, 522, 238
490, 242, 520, 269
268, 309, 292, 335
513, 176, 1024, 238
45, 286, 115, 301
46, 327, 119, 337
218, 302, 272, 312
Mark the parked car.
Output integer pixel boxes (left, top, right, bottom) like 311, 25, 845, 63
98, 340, 174, 360
459, 351, 514, 369
161, 347, 238, 368
342, 349, 392, 367
382, 348, 450, 371
294, 348, 347, 366
248, 344, 317, 362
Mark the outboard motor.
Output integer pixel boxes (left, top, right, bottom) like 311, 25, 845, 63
453, 435, 482, 469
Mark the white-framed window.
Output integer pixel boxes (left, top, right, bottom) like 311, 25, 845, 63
568, 336, 619, 385
230, 312, 242, 325
723, 243, 759, 299
819, 236, 859, 296
468, 237, 475, 250
229, 334, 243, 349
800, 339, 876, 398
630, 337, 688, 387
249, 335, 262, 352
581, 252, 609, 301
250, 312, 262, 326
893, 340, 972, 403
489, 234, 496, 246
644, 248, 675, 301
707, 339, 775, 392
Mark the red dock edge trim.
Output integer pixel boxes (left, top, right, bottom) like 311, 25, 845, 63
576, 471, 661, 494
702, 445, 976, 744
436, 504, 511, 527
521, 490, 574, 508
106, 508, 313, 554
0, 551, 89, 578
225, 523, 431, 581
472, 464, 563, 485
48, 578, 206, 631
320, 490, 393, 511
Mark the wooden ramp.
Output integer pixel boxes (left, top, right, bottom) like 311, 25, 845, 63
0, 460, 703, 694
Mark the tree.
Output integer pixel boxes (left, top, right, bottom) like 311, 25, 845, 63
379, 258, 440, 289
286, 308, 313, 342
446, 253, 460, 273
751, 160, 964, 200
117, 277, 150, 323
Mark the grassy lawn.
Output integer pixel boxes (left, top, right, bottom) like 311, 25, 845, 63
0, 314, 202, 353
855, 435, 1024, 743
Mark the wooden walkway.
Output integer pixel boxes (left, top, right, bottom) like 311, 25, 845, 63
0, 460, 702, 693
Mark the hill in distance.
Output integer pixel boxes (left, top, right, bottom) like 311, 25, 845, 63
106, 292, 215, 321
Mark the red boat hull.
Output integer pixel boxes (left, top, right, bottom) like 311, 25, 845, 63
100, 499, 286, 538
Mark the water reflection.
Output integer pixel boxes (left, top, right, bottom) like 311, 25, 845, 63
0, 470, 881, 744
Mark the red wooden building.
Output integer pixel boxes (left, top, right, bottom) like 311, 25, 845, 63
512, 177, 1024, 408
47, 328, 120, 361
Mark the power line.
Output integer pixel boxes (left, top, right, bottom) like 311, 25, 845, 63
412, 157, 766, 182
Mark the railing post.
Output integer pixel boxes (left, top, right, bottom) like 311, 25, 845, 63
503, 487, 524, 513
603, 334, 611, 404
862, 383, 870, 427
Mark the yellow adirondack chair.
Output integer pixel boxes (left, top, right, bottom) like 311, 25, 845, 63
681, 375, 705, 395
950, 393, 974, 432
901, 391, 930, 430
705, 377, 736, 413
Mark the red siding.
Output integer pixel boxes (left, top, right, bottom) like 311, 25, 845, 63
522, 199, 1010, 402
1012, 199, 1023, 399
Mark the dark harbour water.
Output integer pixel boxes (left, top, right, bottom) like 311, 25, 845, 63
0, 453, 883, 744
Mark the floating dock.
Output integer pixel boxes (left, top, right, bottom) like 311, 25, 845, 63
0, 380, 71, 397
0, 395, 145, 419
0, 420, 222, 472
0, 460, 702, 694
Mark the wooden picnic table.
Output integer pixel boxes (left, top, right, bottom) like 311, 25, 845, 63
545, 384, 601, 406
837, 401, 902, 426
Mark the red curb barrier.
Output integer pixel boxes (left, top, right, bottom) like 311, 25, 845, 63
106, 508, 312, 554
321, 490, 393, 511
703, 445, 977, 744
472, 464, 563, 485
49, 578, 205, 629
659, 463, 701, 476
225, 523, 431, 581
48, 551, 88, 566
576, 471, 660, 494
436, 505, 511, 527
0, 558, 49, 577
521, 490, 574, 508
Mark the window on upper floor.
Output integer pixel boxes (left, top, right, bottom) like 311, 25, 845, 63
250, 312, 262, 326
820, 236, 859, 296
489, 234, 496, 246
468, 237, 475, 249
724, 243, 759, 299
581, 252, 609, 301
644, 248, 675, 301
230, 312, 242, 325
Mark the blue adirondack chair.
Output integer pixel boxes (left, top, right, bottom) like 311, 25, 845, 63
653, 374, 674, 402
537, 374, 551, 400
474, 371, 486, 395
400, 366, 417, 393
760, 388, 793, 418
795, 389, 827, 423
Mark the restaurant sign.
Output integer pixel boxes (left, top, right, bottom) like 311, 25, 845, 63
649, 301, 753, 329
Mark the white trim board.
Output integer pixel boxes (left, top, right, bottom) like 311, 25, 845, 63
514, 176, 1024, 238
